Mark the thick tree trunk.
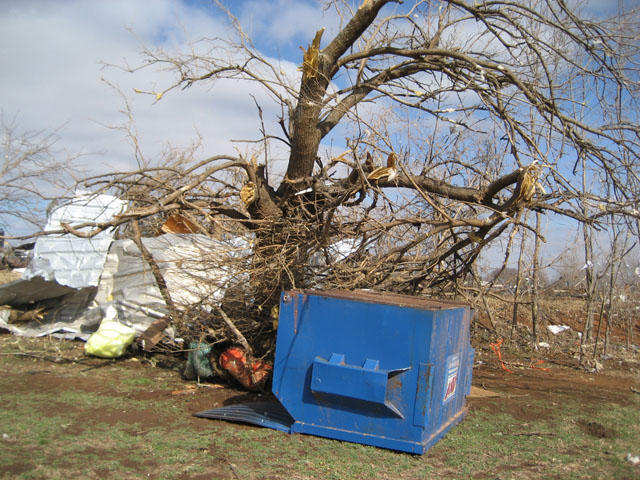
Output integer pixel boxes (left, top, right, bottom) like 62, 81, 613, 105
285, 100, 323, 183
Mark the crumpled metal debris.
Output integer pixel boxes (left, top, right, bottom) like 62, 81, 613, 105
0, 232, 250, 339
23, 190, 126, 289
219, 346, 272, 391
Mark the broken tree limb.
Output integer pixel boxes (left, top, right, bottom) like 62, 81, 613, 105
1, 305, 46, 324
214, 305, 253, 356
131, 219, 181, 322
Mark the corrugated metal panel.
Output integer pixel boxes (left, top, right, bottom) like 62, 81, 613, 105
85, 234, 250, 331
0, 276, 76, 305
141, 234, 247, 305
0, 278, 99, 338
23, 191, 126, 288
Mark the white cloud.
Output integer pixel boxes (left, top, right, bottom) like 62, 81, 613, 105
0, 0, 315, 234
0, 0, 300, 178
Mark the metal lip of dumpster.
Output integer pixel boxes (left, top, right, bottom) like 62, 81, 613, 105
271, 289, 475, 454
309, 288, 471, 310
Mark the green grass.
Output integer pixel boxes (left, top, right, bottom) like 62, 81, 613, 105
121, 376, 155, 386
2, 388, 638, 479
1, 339, 638, 480
431, 400, 640, 479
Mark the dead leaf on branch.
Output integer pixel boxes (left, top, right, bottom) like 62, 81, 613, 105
159, 213, 200, 235
367, 152, 398, 182
240, 182, 257, 207
512, 162, 544, 207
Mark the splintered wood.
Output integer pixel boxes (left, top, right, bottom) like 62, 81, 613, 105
137, 317, 171, 352
300, 28, 324, 79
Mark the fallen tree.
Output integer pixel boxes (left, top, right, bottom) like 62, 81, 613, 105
29, 0, 640, 354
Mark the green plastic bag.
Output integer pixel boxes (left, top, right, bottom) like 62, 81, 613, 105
85, 320, 136, 358
183, 341, 215, 380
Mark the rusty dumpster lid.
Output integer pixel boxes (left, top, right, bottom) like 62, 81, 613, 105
295, 289, 470, 311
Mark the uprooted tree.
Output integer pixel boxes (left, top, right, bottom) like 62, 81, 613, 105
58, 0, 640, 353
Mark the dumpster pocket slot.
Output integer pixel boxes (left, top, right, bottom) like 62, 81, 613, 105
311, 353, 409, 418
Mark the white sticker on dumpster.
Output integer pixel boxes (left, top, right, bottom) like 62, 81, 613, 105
443, 354, 460, 403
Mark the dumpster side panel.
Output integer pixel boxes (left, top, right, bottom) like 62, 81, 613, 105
274, 294, 431, 435
273, 291, 473, 454
427, 309, 475, 437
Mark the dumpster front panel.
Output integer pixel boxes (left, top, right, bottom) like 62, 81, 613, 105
272, 290, 474, 453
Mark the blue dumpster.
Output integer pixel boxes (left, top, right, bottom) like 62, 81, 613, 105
195, 289, 475, 454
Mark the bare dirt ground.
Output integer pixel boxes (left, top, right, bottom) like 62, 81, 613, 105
470, 357, 639, 420
4, 336, 637, 423
1, 331, 639, 479
1, 287, 639, 480
6, 345, 638, 430
469, 296, 640, 434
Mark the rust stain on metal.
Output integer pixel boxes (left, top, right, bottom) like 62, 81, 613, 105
416, 368, 429, 419
388, 375, 403, 391
298, 289, 469, 310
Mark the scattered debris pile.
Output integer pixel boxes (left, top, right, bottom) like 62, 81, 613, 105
183, 341, 271, 391
218, 346, 272, 391
0, 191, 271, 387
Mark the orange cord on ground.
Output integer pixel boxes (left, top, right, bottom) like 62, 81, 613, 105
529, 359, 551, 372
490, 338, 513, 374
